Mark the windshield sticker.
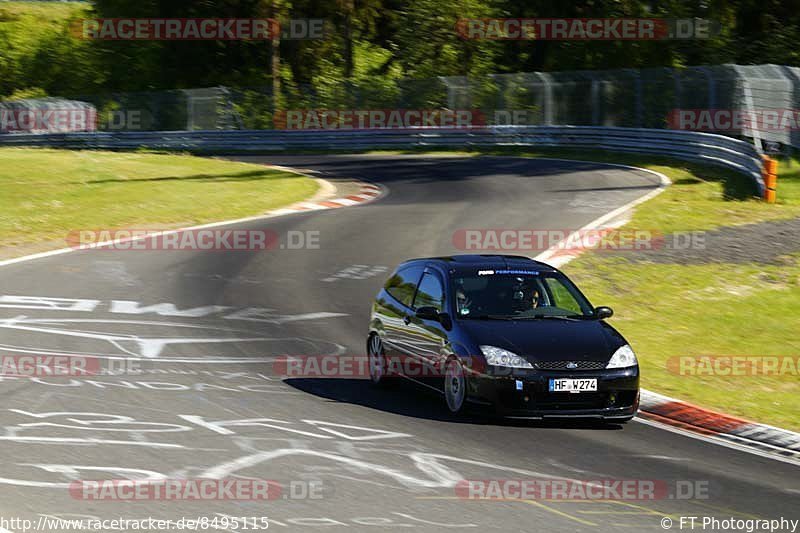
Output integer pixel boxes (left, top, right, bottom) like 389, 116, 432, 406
477, 269, 539, 276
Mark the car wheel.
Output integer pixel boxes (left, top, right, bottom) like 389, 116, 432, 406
444, 357, 467, 415
368, 334, 388, 386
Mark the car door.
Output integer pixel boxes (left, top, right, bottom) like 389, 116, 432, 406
406, 270, 449, 386
379, 265, 424, 364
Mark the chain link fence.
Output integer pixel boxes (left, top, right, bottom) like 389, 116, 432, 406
3, 64, 799, 151
443, 64, 800, 151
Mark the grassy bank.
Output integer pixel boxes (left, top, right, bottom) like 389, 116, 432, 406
0, 148, 318, 252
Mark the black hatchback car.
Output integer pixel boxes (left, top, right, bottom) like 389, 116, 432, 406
367, 255, 639, 421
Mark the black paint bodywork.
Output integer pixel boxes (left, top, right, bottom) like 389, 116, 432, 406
368, 255, 640, 420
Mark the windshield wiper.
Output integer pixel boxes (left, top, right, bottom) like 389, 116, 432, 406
463, 314, 590, 321
463, 314, 519, 321
526, 314, 583, 321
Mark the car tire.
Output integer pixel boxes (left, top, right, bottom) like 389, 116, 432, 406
444, 357, 468, 415
367, 334, 389, 387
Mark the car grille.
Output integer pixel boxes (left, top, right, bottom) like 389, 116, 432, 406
533, 360, 606, 371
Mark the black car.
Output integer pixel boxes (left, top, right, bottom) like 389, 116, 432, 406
367, 255, 639, 421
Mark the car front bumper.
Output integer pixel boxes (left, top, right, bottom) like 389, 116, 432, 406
467, 367, 640, 420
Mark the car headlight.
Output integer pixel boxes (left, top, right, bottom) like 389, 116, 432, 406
480, 345, 533, 369
606, 345, 638, 369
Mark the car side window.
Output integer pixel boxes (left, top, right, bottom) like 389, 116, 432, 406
413, 273, 444, 312
544, 277, 583, 314
384, 266, 424, 308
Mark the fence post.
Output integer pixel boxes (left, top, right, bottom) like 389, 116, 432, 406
633, 70, 643, 128
673, 67, 682, 110
697, 66, 716, 109
732, 65, 764, 154
534, 72, 553, 125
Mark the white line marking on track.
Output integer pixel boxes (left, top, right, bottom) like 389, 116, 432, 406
634, 417, 800, 467
532, 158, 670, 267
0, 437, 185, 448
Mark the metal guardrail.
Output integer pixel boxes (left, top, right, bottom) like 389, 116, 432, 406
0, 126, 765, 194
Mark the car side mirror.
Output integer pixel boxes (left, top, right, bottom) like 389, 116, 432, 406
415, 306, 440, 321
595, 306, 614, 319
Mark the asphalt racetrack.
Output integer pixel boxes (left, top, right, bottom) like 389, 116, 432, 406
0, 154, 797, 532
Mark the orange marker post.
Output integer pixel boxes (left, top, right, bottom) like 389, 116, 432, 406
762, 156, 778, 203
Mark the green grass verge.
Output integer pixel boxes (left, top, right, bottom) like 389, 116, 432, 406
566, 257, 800, 430
379, 146, 800, 431
0, 148, 319, 250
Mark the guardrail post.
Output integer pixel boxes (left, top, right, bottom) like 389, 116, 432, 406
762, 155, 778, 203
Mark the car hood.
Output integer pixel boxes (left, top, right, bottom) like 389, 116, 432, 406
458, 318, 627, 363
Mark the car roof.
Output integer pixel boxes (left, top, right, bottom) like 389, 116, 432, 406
397, 254, 558, 273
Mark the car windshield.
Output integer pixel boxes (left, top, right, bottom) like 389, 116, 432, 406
451, 269, 594, 319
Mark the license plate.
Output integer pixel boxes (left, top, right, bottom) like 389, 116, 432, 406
549, 378, 597, 393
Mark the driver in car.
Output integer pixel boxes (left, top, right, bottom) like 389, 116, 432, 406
456, 285, 472, 316
530, 288, 541, 309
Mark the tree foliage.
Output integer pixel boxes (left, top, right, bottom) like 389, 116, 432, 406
2, 0, 800, 101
